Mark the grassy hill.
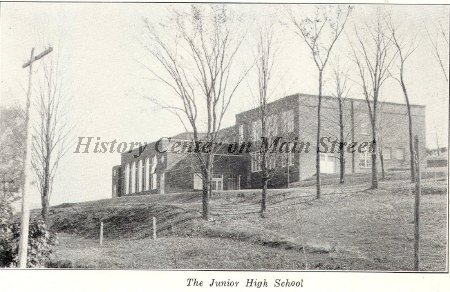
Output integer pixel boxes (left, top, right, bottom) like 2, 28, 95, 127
43, 178, 447, 270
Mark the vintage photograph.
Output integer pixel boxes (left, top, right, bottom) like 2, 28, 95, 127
0, 1, 448, 274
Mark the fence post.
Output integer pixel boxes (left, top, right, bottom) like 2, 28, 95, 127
153, 217, 157, 240
100, 221, 104, 246
414, 135, 421, 271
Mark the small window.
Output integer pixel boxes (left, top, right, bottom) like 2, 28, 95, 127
285, 110, 295, 133
193, 173, 202, 190
395, 148, 405, 160
288, 152, 294, 166
359, 152, 371, 168
383, 147, 392, 160
361, 121, 370, 135
267, 154, 276, 169
280, 152, 294, 167
281, 153, 287, 167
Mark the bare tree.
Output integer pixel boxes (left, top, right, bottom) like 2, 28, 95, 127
331, 64, 352, 184
251, 23, 279, 216
141, 5, 247, 220
0, 106, 25, 205
425, 20, 449, 83
350, 12, 397, 189
388, 20, 418, 183
31, 57, 72, 224
287, 5, 351, 198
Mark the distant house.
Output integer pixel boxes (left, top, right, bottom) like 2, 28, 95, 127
112, 93, 426, 197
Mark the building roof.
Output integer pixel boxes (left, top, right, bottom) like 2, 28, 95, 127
236, 92, 426, 118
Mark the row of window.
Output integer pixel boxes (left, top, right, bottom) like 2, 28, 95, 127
251, 152, 294, 173
383, 147, 404, 160
124, 155, 159, 194
249, 146, 405, 172
238, 110, 295, 143
359, 147, 405, 168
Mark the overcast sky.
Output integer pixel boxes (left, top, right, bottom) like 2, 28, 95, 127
1, 3, 448, 207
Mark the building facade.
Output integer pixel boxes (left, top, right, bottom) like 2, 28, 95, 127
112, 93, 426, 197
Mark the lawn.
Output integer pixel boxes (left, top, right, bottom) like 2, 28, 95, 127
48, 178, 447, 271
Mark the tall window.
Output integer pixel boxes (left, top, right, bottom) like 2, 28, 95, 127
282, 110, 295, 133
360, 121, 370, 135
238, 124, 244, 144
124, 163, 130, 195
141, 160, 145, 192
145, 157, 150, 191
267, 115, 278, 137
251, 152, 262, 172
137, 160, 143, 193
131, 161, 136, 193
151, 155, 157, 190
252, 120, 262, 141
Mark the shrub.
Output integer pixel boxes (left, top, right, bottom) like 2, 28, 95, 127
0, 200, 13, 225
0, 200, 14, 266
47, 259, 73, 268
0, 217, 57, 268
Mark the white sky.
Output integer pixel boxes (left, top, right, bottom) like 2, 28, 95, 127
1, 3, 448, 207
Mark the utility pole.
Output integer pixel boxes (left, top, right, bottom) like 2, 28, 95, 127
18, 47, 53, 268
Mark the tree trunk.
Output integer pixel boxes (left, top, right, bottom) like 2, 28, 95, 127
261, 177, 267, 217
316, 70, 323, 199
351, 101, 355, 173
338, 98, 345, 184
202, 180, 210, 220
201, 155, 212, 220
261, 150, 268, 215
41, 152, 51, 224
380, 149, 385, 180
41, 193, 49, 223
400, 67, 416, 183
261, 114, 267, 216
371, 124, 378, 189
